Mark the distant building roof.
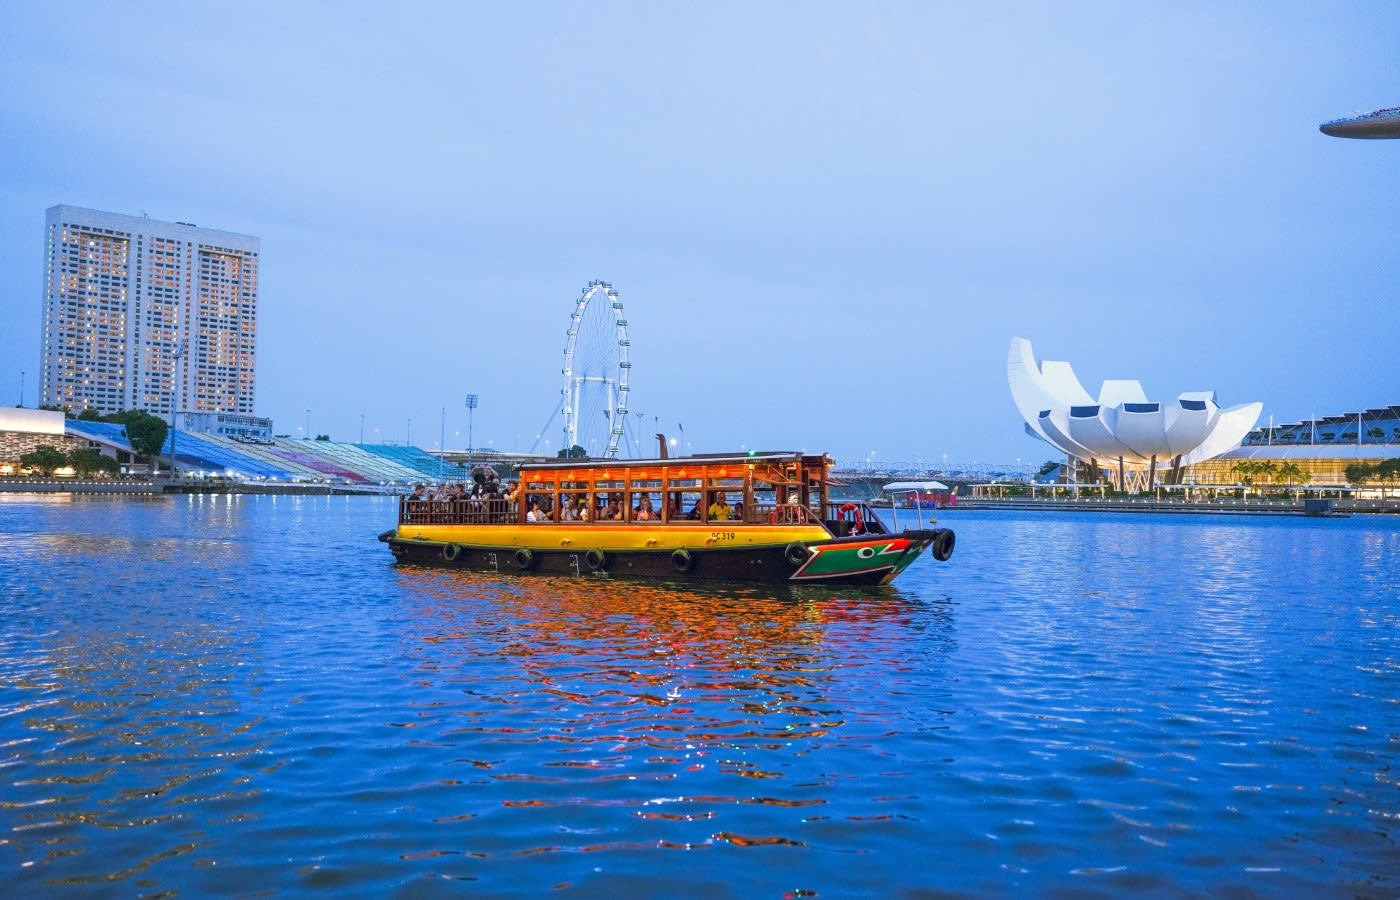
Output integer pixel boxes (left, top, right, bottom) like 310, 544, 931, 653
1320, 106, 1400, 139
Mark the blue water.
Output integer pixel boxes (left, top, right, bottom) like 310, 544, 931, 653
1, 495, 1396, 896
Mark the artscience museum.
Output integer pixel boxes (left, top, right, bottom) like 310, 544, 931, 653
1008, 337, 1263, 490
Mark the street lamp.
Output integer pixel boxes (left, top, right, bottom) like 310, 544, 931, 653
304, 409, 310, 441
168, 339, 188, 477
360, 413, 365, 444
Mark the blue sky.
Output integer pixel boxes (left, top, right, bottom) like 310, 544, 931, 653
2, 2, 1397, 468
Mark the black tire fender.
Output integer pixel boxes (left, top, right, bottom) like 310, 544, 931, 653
513, 548, 535, 570
784, 542, 809, 566
442, 543, 463, 562
670, 548, 694, 572
584, 548, 607, 571
932, 529, 955, 562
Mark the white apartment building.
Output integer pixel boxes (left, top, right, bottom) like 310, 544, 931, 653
40, 205, 259, 417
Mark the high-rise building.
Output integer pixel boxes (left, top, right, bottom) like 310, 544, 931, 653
40, 204, 259, 417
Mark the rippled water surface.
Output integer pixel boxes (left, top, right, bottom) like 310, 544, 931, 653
1, 495, 1396, 896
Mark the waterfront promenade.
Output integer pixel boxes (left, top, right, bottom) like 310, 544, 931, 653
956, 494, 1400, 516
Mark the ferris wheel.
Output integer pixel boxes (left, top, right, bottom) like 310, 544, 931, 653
560, 279, 631, 458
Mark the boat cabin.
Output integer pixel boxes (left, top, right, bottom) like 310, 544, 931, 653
401, 450, 878, 536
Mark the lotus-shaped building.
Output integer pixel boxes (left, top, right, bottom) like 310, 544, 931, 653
1009, 337, 1262, 487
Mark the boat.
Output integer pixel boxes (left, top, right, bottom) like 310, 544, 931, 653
379, 450, 954, 585
869, 480, 955, 509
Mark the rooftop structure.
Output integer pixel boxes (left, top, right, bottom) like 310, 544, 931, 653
1319, 106, 1400, 139
1008, 337, 1262, 489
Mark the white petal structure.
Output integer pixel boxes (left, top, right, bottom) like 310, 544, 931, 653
1008, 337, 1262, 468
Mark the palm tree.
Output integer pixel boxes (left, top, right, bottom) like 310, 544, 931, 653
1278, 461, 1303, 486
1256, 461, 1278, 489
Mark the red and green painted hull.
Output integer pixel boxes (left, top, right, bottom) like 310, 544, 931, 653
381, 527, 949, 586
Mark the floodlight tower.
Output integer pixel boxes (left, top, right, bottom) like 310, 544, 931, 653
465, 394, 479, 469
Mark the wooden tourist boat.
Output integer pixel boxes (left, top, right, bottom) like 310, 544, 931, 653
379, 450, 955, 585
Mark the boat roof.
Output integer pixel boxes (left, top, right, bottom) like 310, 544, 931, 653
882, 480, 950, 492
523, 451, 828, 471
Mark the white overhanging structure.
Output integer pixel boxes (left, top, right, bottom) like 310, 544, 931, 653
1008, 337, 1263, 489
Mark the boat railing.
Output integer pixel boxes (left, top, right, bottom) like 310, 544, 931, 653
745, 503, 812, 525
824, 500, 890, 536
401, 497, 516, 525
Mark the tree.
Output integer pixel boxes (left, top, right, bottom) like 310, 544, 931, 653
20, 444, 68, 476
558, 444, 587, 458
1036, 460, 1060, 477
1344, 462, 1375, 485
315, 434, 330, 441
68, 448, 119, 477
76, 407, 104, 421
1256, 460, 1277, 488
113, 410, 169, 467
1277, 461, 1303, 486
1367, 427, 1385, 443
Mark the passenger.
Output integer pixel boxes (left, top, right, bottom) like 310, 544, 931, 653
527, 500, 544, 522
605, 498, 622, 521
505, 481, 521, 506
732, 501, 744, 522
579, 501, 591, 522
634, 497, 655, 521
408, 484, 428, 502
708, 491, 732, 521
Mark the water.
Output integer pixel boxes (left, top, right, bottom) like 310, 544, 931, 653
1, 495, 1396, 897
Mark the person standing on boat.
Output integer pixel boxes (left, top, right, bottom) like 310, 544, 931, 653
709, 492, 732, 521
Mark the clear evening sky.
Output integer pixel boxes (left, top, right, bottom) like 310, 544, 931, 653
2, 3, 1397, 467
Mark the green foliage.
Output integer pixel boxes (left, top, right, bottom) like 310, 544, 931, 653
558, 444, 588, 459
1035, 460, 1060, 477
76, 408, 104, 421
68, 448, 119, 477
37, 403, 67, 414
112, 410, 169, 463
20, 444, 68, 475
1367, 427, 1385, 441
1345, 462, 1376, 485
315, 434, 330, 441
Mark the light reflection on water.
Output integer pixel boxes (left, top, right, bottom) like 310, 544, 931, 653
0, 497, 1396, 896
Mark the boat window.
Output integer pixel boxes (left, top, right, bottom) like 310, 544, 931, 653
666, 491, 703, 522
630, 491, 661, 522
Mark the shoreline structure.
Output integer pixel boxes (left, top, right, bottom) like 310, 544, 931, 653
5, 477, 1397, 515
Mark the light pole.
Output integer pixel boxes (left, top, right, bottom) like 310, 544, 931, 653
439, 406, 446, 480
407, 418, 412, 447
304, 409, 310, 441
360, 413, 365, 444
169, 339, 188, 477
465, 394, 478, 469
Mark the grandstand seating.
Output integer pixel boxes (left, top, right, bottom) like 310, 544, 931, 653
65, 421, 476, 485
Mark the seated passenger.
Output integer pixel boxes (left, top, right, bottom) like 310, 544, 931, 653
527, 500, 544, 522
708, 492, 732, 521
634, 497, 655, 521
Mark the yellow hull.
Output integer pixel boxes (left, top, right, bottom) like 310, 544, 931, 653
395, 522, 831, 553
